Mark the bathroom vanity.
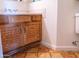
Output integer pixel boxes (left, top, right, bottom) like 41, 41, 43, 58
0, 14, 42, 57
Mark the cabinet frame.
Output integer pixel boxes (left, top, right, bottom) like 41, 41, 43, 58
0, 15, 42, 57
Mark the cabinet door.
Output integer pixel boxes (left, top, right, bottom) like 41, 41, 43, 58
32, 15, 42, 22
20, 23, 28, 46
24, 22, 42, 44
1, 24, 23, 53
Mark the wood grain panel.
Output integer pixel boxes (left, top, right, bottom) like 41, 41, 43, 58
9, 15, 31, 23
0, 15, 42, 56
32, 15, 42, 22
1, 24, 24, 53
0, 16, 9, 24
24, 22, 42, 44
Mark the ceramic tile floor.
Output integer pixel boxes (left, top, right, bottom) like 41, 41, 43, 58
12, 45, 79, 58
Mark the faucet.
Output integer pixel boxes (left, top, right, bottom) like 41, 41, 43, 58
4, 8, 18, 12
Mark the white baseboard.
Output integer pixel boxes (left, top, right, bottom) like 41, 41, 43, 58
41, 41, 56, 50
41, 41, 79, 51
55, 46, 79, 51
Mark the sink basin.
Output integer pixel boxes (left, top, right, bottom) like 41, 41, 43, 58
0, 1, 31, 14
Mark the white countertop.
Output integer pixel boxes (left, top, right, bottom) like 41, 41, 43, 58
0, 11, 42, 15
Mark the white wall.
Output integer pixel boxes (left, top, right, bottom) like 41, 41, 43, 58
42, 0, 58, 48
57, 0, 79, 51
30, 0, 58, 48
34, 0, 79, 51
75, 0, 79, 13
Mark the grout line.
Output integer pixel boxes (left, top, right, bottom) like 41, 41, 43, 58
12, 45, 79, 58
24, 52, 27, 58
36, 52, 38, 58
73, 53, 78, 58
49, 52, 52, 58
37, 46, 39, 58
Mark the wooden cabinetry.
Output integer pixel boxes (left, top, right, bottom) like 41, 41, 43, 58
32, 15, 42, 21
9, 15, 31, 23
0, 16, 9, 24
0, 15, 42, 56
23, 15, 42, 45
25, 22, 41, 44
0, 24, 24, 54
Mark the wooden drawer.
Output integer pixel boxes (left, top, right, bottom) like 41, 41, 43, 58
9, 15, 31, 23
32, 15, 42, 22
0, 16, 9, 24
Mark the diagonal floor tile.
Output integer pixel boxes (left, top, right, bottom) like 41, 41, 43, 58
38, 52, 51, 58
26, 47, 39, 53
49, 49, 60, 53
11, 44, 79, 58
25, 52, 38, 58
12, 52, 26, 58
50, 52, 63, 58
74, 52, 79, 58
61, 52, 76, 58
38, 45, 49, 52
